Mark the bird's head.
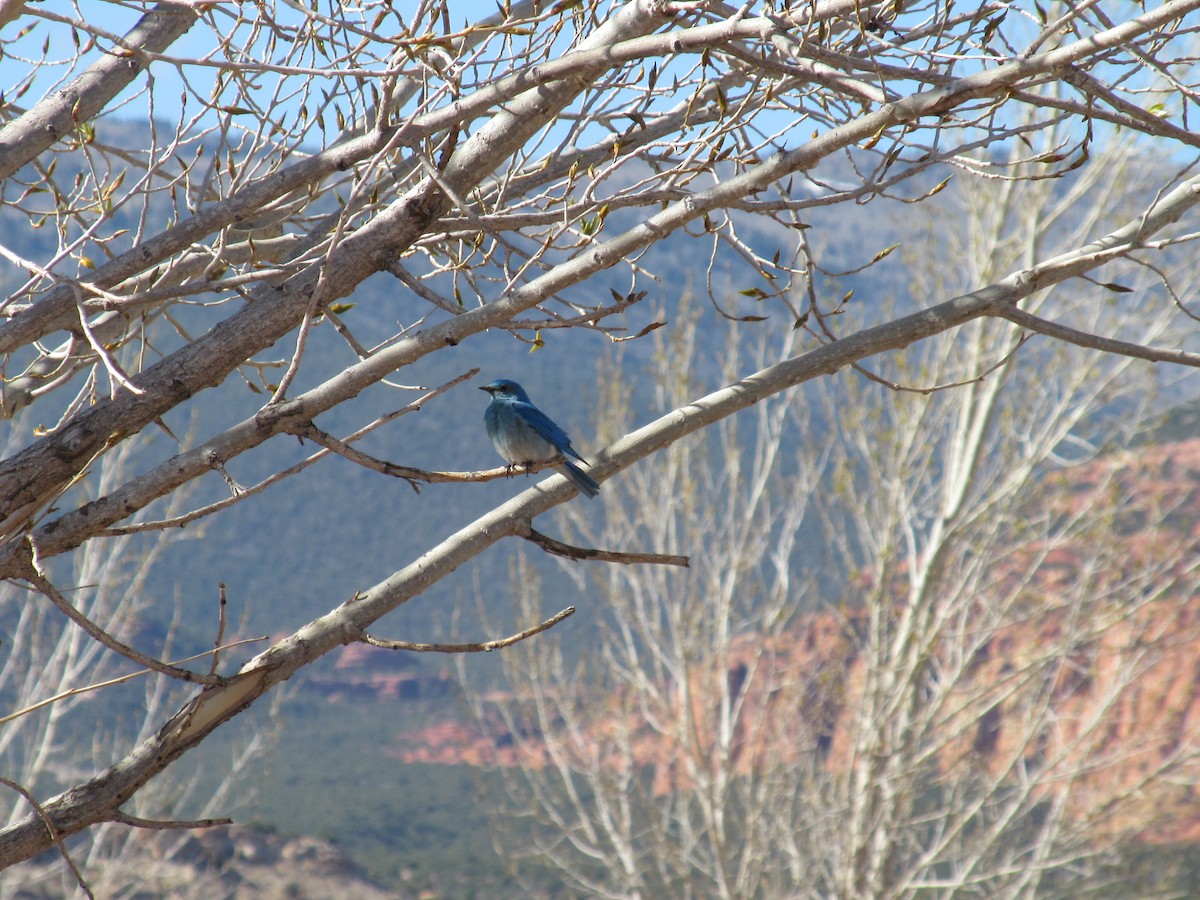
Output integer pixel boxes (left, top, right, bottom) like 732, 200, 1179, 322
480, 379, 530, 402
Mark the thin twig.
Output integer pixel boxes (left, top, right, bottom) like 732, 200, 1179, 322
519, 521, 690, 567
207, 449, 245, 496
355, 606, 576, 652
71, 284, 143, 399
268, 289, 323, 403
803, 281, 1033, 395
323, 307, 372, 359
853, 332, 1030, 395
0, 637, 268, 727
110, 811, 233, 831
101, 456, 310, 535
999, 307, 1200, 368
210, 583, 228, 678
510, 289, 652, 334
289, 422, 424, 491
0, 777, 93, 899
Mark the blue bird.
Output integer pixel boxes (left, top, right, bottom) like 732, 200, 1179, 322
480, 378, 600, 499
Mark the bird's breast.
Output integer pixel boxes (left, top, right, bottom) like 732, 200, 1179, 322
486, 406, 557, 464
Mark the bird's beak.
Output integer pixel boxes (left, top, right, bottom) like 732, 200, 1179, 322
479, 386, 492, 393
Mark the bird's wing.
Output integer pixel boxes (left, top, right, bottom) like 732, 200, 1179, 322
512, 401, 587, 462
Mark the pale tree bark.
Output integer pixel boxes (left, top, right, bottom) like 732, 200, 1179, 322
1, 0, 1200, 874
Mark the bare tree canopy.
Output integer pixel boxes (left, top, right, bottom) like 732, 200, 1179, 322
464, 180, 1200, 896
2, 0, 1200, 879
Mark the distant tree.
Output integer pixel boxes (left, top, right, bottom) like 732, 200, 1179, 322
467, 145, 1200, 896
0, 413, 282, 895
2, 0, 1200, 880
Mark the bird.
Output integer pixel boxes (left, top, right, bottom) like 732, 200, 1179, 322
480, 378, 601, 499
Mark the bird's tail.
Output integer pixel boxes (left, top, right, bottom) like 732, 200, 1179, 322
561, 460, 601, 499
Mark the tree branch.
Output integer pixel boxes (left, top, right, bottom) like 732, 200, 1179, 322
109, 811, 232, 831
290, 420, 576, 489
22, 571, 225, 686
3, 0, 1200, 871
998, 307, 1200, 368
20, 573, 225, 686
0, 777, 92, 899
354, 606, 576, 653
519, 521, 690, 567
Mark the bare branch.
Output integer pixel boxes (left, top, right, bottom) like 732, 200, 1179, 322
849, 332, 1031, 395
109, 811, 232, 831
290, 420, 574, 489
20, 571, 225, 686
999, 306, 1200, 367
519, 521, 690, 568
0, 777, 92, 899
355, 606, 576, 653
